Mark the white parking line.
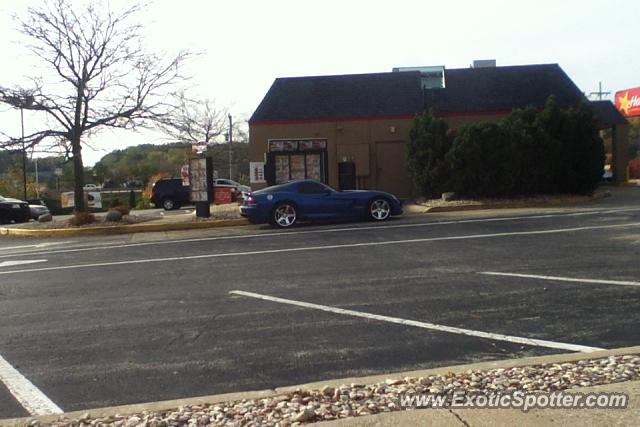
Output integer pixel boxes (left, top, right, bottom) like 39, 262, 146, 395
0, 259, 47, 268
481, 272, 640, 287
1, 207, 639, 260
0, 354, 63, 416
229, 290, 603, 353
0, 221, 639, 276
0, 241, 75, 251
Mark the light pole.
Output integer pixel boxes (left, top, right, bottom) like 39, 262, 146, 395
228, 114, 233, 180
16, 92, 34, 200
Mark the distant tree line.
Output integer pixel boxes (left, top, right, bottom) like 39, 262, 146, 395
0, 151, 76, 198
0, 140, 249, 201
93, 142, 249, 188
407, 96, 605, 198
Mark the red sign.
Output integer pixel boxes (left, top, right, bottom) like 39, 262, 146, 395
214, 187, 233, 204
615, 87, 640, 118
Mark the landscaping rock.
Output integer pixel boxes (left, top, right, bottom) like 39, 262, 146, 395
37, 213, 53, 222
48, 353, 640, 427
105, 209, 123, 222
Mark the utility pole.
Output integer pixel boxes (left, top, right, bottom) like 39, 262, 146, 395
228, 113, 233, 180
20, 106, 27, 201
589, 81, 611, 101
35, 157, 39, 198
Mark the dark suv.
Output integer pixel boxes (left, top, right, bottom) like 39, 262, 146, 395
150, 178, 191, 210
0, 195, 30, 224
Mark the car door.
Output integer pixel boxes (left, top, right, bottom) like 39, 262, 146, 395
296, 182, 353, 219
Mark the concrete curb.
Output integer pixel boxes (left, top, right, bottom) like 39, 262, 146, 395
0, 190, 612, 237
4, 345, 639, 426
0, 218, 250, 237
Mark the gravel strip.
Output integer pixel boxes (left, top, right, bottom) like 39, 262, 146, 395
415, 193, 601, 209
30, 354, 640, 427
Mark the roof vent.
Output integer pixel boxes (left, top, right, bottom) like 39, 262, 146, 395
393, 66, 445, 89
472, 59, 497, 68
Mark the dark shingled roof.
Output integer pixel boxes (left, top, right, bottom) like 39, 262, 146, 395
424, 64, 586, 114
250, 71, 423, 124
590, 100, 629, 128
251, 64, 589, 124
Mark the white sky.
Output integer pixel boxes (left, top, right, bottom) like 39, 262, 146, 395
1, 0, 639, 166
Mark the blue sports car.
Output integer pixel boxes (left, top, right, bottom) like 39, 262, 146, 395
240, 180, 402, 228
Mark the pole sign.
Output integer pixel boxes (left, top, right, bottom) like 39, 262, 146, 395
615, 87, 640, 118
189, 157, 213, 203
249, 161, 266, 184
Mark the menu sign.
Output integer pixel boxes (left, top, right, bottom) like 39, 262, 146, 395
615, 87, 640, 118
189, 157, 212, 202
250, 162, 266, 183
298, 140, 327, 151
269, 139, 327, 152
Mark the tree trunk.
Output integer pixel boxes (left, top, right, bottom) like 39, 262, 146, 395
72, 135, 86, 212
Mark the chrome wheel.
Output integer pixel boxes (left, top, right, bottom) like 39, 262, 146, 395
370, 198, 390, 221
273, 203, 297, 227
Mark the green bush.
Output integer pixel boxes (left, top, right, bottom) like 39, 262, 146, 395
408, 97, 605, 198
447, 122, 514, 197
406, 112, 452, 197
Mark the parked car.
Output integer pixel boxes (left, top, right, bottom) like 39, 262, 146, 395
150, 178, 191, 210
27, 199, 50, 220
214, 179, 251, 194
0, 195, 30, 224
240, 179, 402, 228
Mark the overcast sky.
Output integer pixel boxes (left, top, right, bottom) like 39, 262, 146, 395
1, 0, 639, 166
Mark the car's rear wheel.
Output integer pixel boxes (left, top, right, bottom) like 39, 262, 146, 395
162, 198, 175, 210
369, 198, 391, 221
272, 203, 297, 228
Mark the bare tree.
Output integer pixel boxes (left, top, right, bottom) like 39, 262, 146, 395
0, 0, 189, 210
156, 91, 228, 147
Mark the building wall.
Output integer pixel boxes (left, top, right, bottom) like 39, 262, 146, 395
250, 111, 622, 198
250, 117, 416, 197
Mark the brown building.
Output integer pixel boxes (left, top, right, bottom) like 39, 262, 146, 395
249, 63, 628, 198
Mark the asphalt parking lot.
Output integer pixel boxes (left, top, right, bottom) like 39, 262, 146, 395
0, 187, 639, 419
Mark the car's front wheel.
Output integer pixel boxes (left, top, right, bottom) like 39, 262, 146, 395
162, 198, 176, 211
369, 198, 391, 221
271, 203, 297, 228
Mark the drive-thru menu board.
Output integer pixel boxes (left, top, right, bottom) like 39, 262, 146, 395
189, 157, 212, 202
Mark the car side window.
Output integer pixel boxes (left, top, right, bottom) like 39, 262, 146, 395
298, 182, 330, 194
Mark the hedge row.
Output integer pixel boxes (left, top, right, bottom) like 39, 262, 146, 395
407, 97, 605, 198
